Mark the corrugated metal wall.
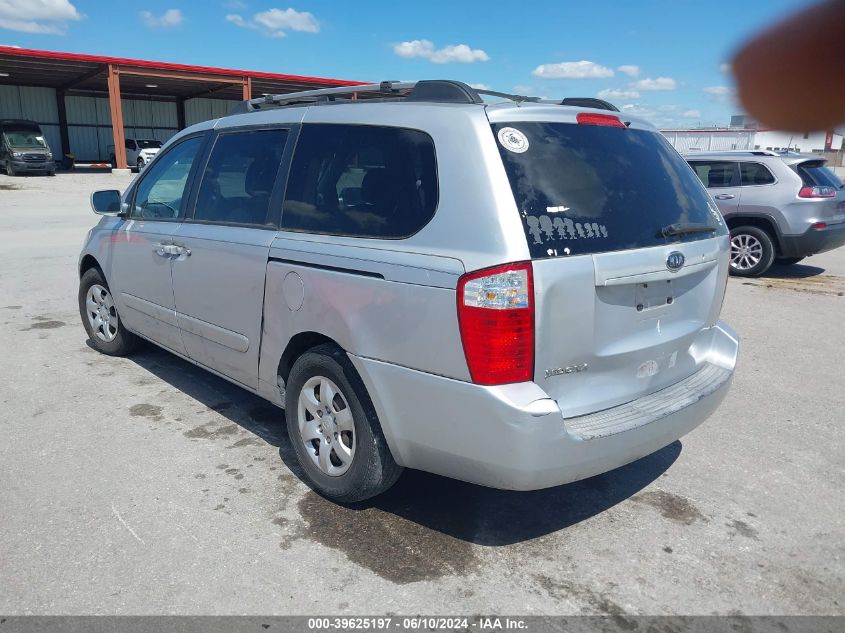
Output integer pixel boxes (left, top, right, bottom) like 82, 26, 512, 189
185, 98, 238, 126
661, 130, 754, 153
0, 85, 62, 155
3, 84, 242, 161
65, 95, 180, 160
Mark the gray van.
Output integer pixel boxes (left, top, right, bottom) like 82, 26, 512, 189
0, 119, 55, 176
79, 81, 738, 502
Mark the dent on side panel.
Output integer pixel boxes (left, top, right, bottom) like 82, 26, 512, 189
257, 260, 471, 391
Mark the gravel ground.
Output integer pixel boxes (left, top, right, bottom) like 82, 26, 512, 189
0, 171, 842, 616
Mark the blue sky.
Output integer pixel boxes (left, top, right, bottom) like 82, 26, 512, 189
0, 0, 811, 128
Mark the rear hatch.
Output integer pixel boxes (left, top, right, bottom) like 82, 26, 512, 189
792, 159, 845, 222
491, 115, 729, 417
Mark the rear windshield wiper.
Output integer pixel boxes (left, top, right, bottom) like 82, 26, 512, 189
657, 223, 717, 238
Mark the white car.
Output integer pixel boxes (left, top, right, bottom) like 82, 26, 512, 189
112, 138, 162, 171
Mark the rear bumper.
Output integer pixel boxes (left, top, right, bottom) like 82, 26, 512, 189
780, 222, 845, 258
350, 321, 738, 491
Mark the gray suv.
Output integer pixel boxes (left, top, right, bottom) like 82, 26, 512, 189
79, 81, 738, 502
686, 151, 845, 276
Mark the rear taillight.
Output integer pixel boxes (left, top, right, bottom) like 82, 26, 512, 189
457, 262, 534, 385
576, 112, 626, 128
798, 185, 836, 198
812, 222, 828, 229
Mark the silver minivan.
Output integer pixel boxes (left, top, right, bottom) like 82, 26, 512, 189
79, 81, 738, 502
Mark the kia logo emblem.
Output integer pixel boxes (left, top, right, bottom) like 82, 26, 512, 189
666, 251, 685, 271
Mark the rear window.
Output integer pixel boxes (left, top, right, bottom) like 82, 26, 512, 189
281, 124, 438, 239
493, 122, 725, 258
796, 161, 843, 189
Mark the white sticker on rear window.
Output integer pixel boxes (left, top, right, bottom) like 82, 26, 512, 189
498, 127, 529, 153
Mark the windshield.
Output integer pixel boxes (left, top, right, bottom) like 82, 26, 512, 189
137, 140, 162, 149
493, 121, 726, 258
3, 129, 47, 149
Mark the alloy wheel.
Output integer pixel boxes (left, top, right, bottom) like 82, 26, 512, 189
730, 233, 764, 272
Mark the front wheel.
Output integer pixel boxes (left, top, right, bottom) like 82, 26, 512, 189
729, 226, 775, 277
136, 158, 145, 172
78, 267, 138, 356
5, 162, 14, 176
285, 343, 402, 503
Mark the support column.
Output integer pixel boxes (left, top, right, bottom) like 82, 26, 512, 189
242, 76, 252, 101
56, 88, 70, 161
176, 97, 186, 131
107, 64, 128, 172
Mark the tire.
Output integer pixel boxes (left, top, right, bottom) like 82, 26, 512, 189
729, 226, 775, 277
136, 158, 144, 172
78, 267, 138, 356
47, 170, 56, 177
284, 343, 402, 503
5, 162, 14, 177
775, 256, 805, 266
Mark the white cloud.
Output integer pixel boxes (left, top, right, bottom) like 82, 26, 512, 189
704, 85, 733, 95
393, 39, 489, 64
632, 76, 676, 91
0, 0, 80, 34
617, 64, 640, 78
719, 63, 731, 75
141, 9, 183, 29
620, 103, 657, 118
658, 104, 676, 112
227, 7, 319, 37
532, 60, 614, 79
469, 83, 491, 90
222, 0, 247, 8
682, 109, 702, 118
597, 88, 640, 100
512, 84, 533, 94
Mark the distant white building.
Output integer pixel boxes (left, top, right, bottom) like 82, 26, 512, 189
661, 119, 843, 154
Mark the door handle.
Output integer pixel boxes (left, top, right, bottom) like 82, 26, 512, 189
714, 194, 735, 200
153, 243, 180, 256
171, 244, 191, 257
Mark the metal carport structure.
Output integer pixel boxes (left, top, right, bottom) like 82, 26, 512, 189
0, 46, 363, 169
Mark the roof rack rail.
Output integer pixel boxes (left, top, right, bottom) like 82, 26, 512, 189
230, 80, 483, 114
227, 80, 619, 114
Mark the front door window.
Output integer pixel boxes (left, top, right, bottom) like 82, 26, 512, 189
131, 136, 203, 221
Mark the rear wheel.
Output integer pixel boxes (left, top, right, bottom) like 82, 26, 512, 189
78, 267, 138, 356
284, 343, 402, 503
729, 226, 775, 277
775, 256, 805, 266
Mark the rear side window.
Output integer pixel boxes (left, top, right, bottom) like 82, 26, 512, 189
796, 161, 843, 189
494, 122, 725, 259
739, 162, 775, 185
194, 129, 288, 226
282, 124, 438, 239
688, 161, 740, 188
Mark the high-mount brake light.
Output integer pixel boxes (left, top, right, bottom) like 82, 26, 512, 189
798, 185, 836, 199
576, 112, 626, 128
456, 262, 534, 385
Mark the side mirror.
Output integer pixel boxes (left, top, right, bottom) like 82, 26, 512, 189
90, 190, 125, 216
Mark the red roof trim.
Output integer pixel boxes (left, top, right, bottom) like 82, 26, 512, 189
0, 45, 367, 87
